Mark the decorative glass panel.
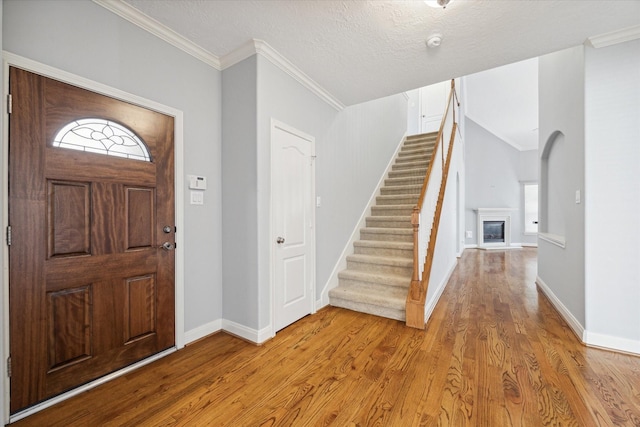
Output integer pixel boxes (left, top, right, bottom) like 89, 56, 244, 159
53, 118, 151, 162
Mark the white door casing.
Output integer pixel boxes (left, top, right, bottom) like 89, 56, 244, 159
271, 120, 315, 333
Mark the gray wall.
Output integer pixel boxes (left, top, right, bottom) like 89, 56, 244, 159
222, 54, 408, 332
464, 118, 538, 246
584, 39, 640, 348
2, 0, 223, 332
221, 56, 259, 328
538, 46, 586, 327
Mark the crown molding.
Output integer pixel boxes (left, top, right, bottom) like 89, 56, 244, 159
587, 25, 640, 49
254, 40, 345, 111
220, 39, 345, 111
93, 0, 221, 69
93, 1, 344, 111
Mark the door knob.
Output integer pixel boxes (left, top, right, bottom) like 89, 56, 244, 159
161, 242, 175, 251
276, 237, 285, 244
163, 226, 172, 233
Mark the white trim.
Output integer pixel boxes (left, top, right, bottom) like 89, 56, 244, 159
269, 119, 316, 336
319, 133, 408, 308
93, 0, 221, 69
538, 232, 566, 248
520, 242, 538, 248
91, 3, 345, 112
222, 320, 272, 345
587, 24, 640, 49
536, 276, 586, 342
184, 319, 223, 345
464, 244, 479, 249
9, 348, 176, 423
584, 331, 640, 356
254, 40, 344, 111
424, 258, 457, 323
2, 52, 186, 421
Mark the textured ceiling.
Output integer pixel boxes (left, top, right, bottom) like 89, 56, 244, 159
122, 0, 640, 106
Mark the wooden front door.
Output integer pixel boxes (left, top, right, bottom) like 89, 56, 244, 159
8, 67, 176, 413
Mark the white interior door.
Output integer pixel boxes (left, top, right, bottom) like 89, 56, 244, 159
420, 80, 449, 133
271, 121, 315, 332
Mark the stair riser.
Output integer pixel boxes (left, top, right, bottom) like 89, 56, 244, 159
354, 245, 413, 258
365, 218, 412, 229
336, 278, 409, 293
360, 230, 413, 242
329, 298, 406, 322
371, 206, 414, 216
375, 196, 418, 205
380, 186, 421, 195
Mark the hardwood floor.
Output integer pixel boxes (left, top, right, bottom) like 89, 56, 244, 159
11, 248, 640, 426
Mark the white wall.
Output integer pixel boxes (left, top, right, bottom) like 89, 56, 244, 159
584, 39, 640, 353
537, 46, 586, 328
426, 124, 464, 315
464, 119, 538, 246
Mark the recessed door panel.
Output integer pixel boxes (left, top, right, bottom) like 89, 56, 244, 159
47, 181, 91, 258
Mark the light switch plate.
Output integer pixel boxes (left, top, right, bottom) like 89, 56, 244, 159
190, 191, 204, 205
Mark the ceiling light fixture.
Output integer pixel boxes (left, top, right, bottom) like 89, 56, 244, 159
424, 0, 453, 9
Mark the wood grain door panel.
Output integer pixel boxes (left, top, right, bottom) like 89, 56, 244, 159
9, 67, 175, 413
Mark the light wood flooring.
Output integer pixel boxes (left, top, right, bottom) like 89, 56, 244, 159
11, 248, 640, 426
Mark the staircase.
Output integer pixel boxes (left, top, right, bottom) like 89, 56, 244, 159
329, 132, 437, 321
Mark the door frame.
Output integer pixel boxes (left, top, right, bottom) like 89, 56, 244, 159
269, 119, 316, 337
2, 52, 185, 422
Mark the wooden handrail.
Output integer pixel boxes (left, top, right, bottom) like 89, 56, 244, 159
415, 79, 455, 210
406, 79, 458, 329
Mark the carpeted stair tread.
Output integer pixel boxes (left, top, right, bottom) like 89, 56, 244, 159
387, 168, 428, 180
376, 194, 419, 205
380, 184, 422, 195
337, 269, 411, 289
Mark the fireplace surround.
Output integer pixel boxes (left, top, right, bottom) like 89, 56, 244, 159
474, 208, 520, 250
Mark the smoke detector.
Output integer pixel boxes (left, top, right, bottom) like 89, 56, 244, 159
426, 34, 443, 48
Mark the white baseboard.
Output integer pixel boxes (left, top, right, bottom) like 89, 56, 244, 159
584, 331, 640, 356
424, 258, 457, 323
222, 319, 272, 344
521, 242, 538, 248
319, 132, 408, 306
464, 244, 478, 249
184, 319, 222, 345
536, 276, 586, 342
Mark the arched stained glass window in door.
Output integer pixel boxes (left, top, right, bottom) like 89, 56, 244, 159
52, 118, 151, 162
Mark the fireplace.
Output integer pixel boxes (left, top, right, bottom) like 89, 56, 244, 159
483, 221, 505, 243
475, 208, 519, 250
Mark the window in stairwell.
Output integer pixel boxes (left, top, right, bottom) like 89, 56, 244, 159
523, 183, 539, 234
